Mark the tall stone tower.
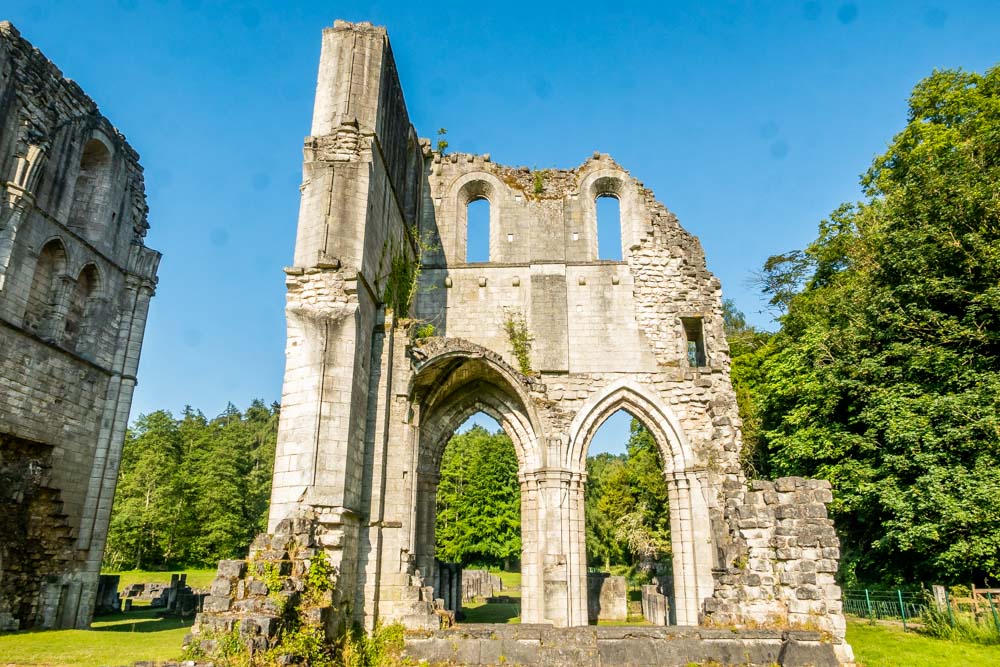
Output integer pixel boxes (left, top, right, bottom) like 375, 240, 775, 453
0, 23, 160, 629
200, 19, 851, 664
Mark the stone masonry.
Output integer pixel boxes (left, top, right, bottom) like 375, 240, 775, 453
0, 23, 160, 630
196, 19, 852, 665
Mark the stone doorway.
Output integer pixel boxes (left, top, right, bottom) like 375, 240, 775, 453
567, 379, 716, 627
410, 348, 545, 625
432, 413, 522, 624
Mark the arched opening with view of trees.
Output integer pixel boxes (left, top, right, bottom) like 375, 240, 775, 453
434, 412, 522, 623
584, 408, 673, 622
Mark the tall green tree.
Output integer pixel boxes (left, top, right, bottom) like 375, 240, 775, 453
104, 411, 184, 570
584, 419, 671, 570
755, 65, 1000, 586
435, 425, 521, 568
722, 299, 772, 477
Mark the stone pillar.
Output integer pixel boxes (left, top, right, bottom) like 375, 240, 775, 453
72, 274, 155, 627
519, 473, 542, 624
665, 470, 715, 626
533, 467, 581, 627
566, 470, 589, 627
413, 470, 439, 581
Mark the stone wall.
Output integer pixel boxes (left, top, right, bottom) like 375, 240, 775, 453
0, 22, 160, 629
708, 477, 846, 639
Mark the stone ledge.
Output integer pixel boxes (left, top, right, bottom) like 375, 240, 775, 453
403, 624, 843, 666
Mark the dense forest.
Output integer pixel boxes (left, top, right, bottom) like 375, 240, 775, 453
103, 401, 279, 570
107, 65, 999, 588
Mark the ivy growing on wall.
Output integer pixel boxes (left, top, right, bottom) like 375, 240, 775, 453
502, 307, 533, 375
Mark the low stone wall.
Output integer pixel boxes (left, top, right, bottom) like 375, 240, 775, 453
403, 624, 840, 667
463, 569, 501, 601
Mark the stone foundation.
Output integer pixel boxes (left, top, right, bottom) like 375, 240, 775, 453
403, 624, 840, 667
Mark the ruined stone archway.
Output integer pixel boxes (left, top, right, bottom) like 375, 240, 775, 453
194, 22, 850, 664
567, 378, 715, 626
406, 341, 546, 624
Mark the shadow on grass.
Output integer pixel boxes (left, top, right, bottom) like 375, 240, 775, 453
92, 609, 194, 633
461, 602, 521, 624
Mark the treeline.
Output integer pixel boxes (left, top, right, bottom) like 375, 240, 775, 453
729, 65, 1000, 587
103, 401, 278, 571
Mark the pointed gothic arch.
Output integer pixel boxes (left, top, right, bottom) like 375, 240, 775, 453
567, 378, 715, 625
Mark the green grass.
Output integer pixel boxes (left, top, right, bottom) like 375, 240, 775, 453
496, 570, 521, 591
102, 568, 217, 592
848, 619, 1000, 666
460, 600, 521, 624
0, 608, 192, 667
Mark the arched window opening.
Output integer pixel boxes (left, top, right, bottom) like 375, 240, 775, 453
585, 408, 672, 623
23, 240, 67, 337
68, 139, 113, 241
466, 198, 490, 263
596, 195, 622, 261
63, 264, 100, 352
435, 410, 522, 623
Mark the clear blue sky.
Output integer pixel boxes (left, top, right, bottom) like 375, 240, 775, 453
6, 2, 998, 454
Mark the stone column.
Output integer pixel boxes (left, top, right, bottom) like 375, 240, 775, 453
412, 470, 439, 581
0, 142, 47, 290
518, 472, 542, 624
40, 274, 76, 341
566, 470, 589, 627
529, 466, 586, 627
665, 469, 715, 626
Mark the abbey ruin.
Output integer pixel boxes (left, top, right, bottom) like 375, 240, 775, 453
0, 22, 160, 630
192, 20, 852, 666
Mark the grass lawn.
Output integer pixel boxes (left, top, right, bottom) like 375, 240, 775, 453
496, 571, 521, 591
0, 608, 192, 667
102, 568, 217, 591
847, 619, 1000, 667
460, 599, 521, 624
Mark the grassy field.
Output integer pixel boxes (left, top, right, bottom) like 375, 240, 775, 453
102, 568, 217, 591
847, 619, 1000, 666
3, 591, 996, 666
0, 608, 192, 667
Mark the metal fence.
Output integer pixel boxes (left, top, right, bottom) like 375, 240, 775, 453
843, 589, 927, 630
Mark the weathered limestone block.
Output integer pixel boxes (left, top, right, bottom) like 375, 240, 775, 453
641, 584, 668, 625
587, 574, 627, 622
188, 511, 341, 659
